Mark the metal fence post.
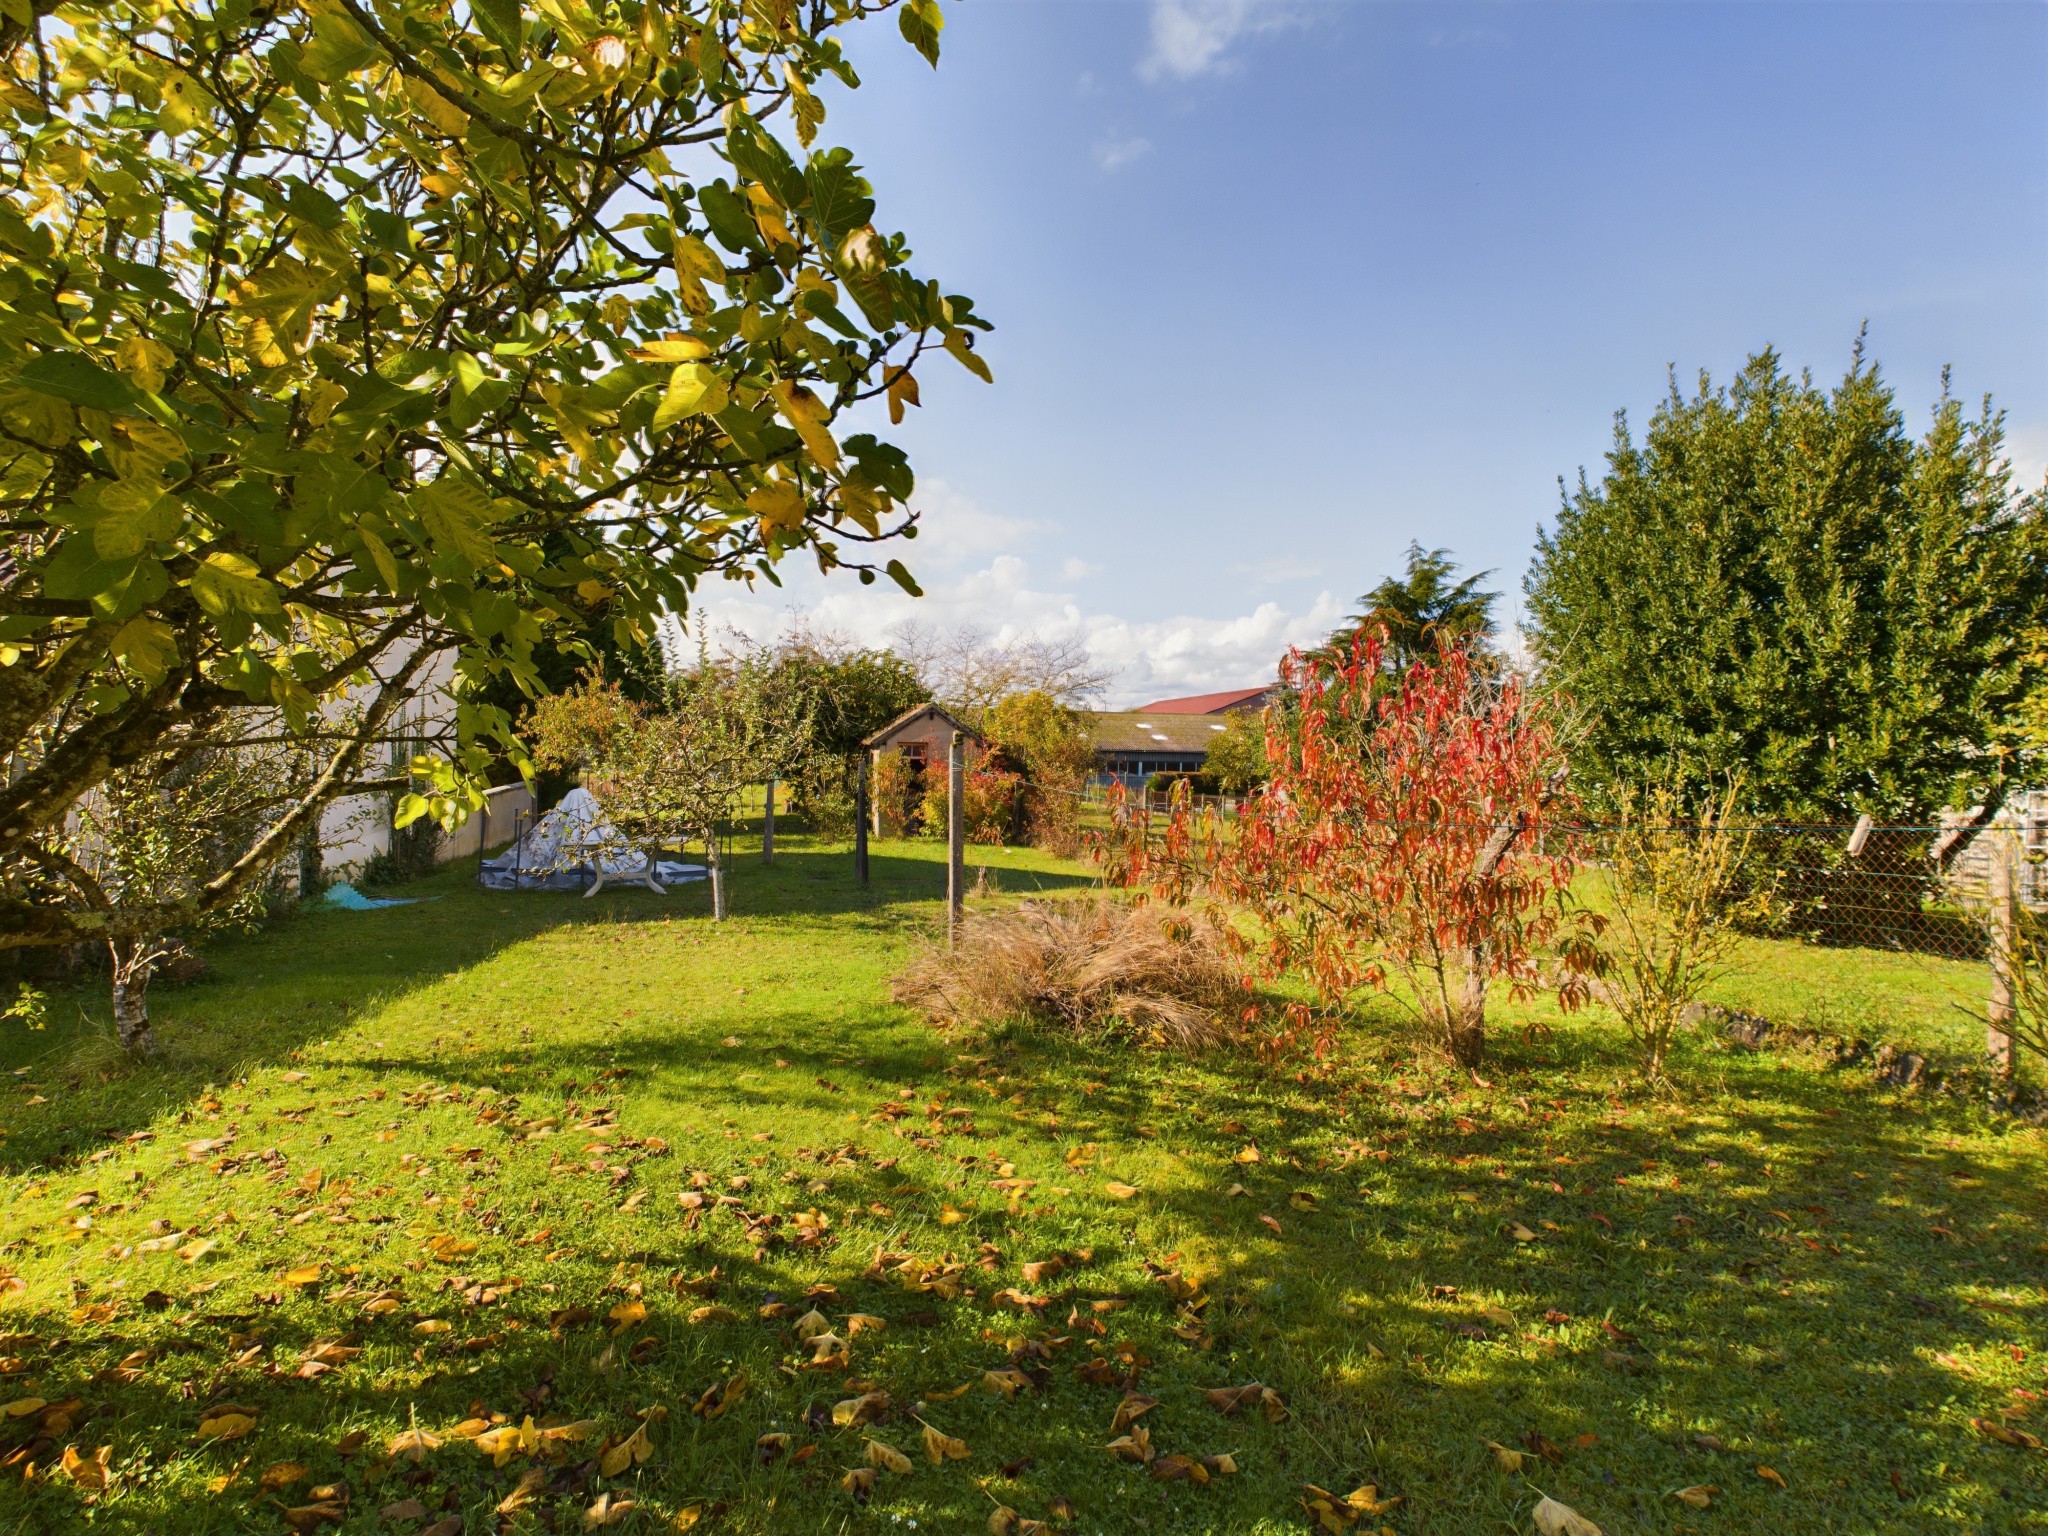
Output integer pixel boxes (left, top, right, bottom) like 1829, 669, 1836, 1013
1988, 830, 2017, 1079
947, 731, 964, 947
762, 777, 775, 864
854, 755, 870, 886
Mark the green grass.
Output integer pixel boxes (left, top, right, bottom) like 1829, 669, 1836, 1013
1705, 933, 1991, 1066
0, 834, 2043, 1534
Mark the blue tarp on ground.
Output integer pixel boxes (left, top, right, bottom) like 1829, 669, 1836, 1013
321, 882, 436, 911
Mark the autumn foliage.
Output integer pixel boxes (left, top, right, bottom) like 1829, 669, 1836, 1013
1100, 637, 1590, 1065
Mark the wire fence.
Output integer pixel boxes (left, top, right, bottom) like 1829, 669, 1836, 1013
476, 756, 2045, 1081
1083, 785, 2046, 1076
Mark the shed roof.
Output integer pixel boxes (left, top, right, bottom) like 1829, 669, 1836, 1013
1085, 712, 1232, 754
861, 701, 981, 750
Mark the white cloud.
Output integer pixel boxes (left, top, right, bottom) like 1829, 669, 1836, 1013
1061, 556, 1105, 580
2005, 416, 2048, 494
1092, 133, 1153, 173
1140, 0, 1295, 82
681, 479, 1339, 706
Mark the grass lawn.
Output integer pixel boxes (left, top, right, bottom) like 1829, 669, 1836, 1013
0, 834, 2043, 1534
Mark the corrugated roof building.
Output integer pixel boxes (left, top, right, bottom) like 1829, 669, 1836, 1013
1086, 711, 1234, 784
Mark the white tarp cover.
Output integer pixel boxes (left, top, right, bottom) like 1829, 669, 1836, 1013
479, 787, 704, 891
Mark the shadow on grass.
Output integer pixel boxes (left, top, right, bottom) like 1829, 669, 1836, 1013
4, 846, 2042, 1534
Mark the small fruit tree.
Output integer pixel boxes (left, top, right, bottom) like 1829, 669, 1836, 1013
1103, 637, 1589, 1066
529, 657, 811, 919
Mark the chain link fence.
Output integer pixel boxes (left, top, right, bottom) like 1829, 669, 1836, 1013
1083, 783, 2046, 1079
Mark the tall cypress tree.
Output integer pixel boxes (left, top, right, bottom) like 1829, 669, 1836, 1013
1525, 343, 2046, 821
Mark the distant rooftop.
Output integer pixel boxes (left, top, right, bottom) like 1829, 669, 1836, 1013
1086, 712, 1234, 754
1136, 686, 1273, 715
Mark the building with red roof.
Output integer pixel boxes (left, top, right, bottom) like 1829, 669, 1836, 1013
1136, 686, 1274, 715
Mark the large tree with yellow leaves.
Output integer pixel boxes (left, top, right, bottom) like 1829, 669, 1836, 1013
0, 0, 983, 949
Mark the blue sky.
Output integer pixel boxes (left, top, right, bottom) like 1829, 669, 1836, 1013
692, 0, 2048, 705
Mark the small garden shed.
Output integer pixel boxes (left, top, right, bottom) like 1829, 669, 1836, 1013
861, 702, 984, 768
861, 704, 984, 837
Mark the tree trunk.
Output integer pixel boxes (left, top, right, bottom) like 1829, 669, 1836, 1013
1449, 955, 1487, 1068
108, 936, 159, 1055
705, 827, 728, 921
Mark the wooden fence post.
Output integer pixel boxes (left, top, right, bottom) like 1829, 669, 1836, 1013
947, 731, 965, 948
1988, 830, 2017, 1079
854, 755, 870, 886
762, 777, 775, 864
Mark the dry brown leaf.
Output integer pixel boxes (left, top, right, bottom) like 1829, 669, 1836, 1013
1112, 1392, 1159, 1431
865, 1438, 913, 1474
1508, 1222, 1538, 1242
474, 1418, 540, 1467
277, 1499, 347, 1533
59, 1444, 113, 1491
694, 1373, 746, 1419
1756, 1465, 1788, 1488
497, 1466, 549, 1514
1532, 1494, 1603, 1536
584, 1490, 635, 1529
389, 1427, 442, 1462
1670, 1484, 1718, 1509
833, 1390, 890, 1427
1485, 1439, 1526, 1473
841, 1465, 878, 1502
196, 1408, 257, 1442
1104, 1424, 1154, 1464
599, 1419, 654, 1478
1972, 1417, 2043, 1449
922, 1423, 971, 1462
259, 1462, 309, 1491
984, 1368, 1034, 1400
688, 1303, 740, 1324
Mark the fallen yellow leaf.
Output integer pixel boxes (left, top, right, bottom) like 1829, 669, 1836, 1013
865, 1438, 913, 1474
196, 1409, 257, 1442
1532, 1494, 1603, 1536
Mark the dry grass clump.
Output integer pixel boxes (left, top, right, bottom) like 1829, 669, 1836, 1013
891, 897, 1243, 1052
